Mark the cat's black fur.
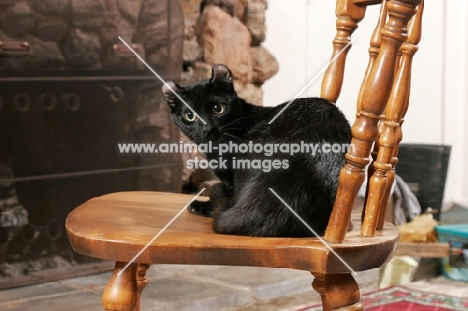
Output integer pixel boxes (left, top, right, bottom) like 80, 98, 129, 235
162, 64, 351, 237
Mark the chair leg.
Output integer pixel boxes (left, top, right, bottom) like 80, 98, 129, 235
102, 261, 139, 311
311, 272, 364, 311
135, 264, 150, 311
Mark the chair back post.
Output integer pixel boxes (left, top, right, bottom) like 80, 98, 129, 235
362, 1, 423, 236
360, 0, 387, 220
375, 0, 424, 230
324, 0, 421, 244
320, 0, 366, 103
357, 0, 387, 113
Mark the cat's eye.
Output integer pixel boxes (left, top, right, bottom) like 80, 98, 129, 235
183, 111, 197, 122
212, 103, 225, 115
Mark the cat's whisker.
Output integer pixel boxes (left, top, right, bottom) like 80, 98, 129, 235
222, 127, 246, 135
219, 116, 255, 130
221, 132, 243, 142
218, 116, 256, 144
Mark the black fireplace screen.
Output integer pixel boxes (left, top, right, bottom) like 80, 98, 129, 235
0, 0, 184, 287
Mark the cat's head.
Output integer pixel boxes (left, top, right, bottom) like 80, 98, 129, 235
162, 64, 248, 145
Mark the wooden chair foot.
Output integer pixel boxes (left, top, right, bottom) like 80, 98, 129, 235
102, 262, 139, 311
311, 272, 363, 311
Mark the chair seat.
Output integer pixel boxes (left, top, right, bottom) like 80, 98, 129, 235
66, 191, 399, 274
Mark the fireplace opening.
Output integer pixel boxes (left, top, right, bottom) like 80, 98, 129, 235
0, 0, 184, 288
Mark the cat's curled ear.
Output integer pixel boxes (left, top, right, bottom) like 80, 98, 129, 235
210, 64, 233, 84
162, 81, 182, 110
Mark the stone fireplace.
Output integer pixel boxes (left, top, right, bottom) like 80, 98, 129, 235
0, 0, 185, 288
0, 0, 277, 288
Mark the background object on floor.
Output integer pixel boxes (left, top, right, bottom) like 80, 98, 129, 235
436, 224, 468, 282
380, 256, 419, 288
396, 144, 451, 221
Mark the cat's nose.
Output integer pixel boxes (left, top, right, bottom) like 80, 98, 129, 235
202, 124, 212, 135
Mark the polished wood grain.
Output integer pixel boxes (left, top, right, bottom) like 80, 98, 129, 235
66, 191, 398, 311
312, 273, 364, 311
66, 192, 398, 273
135, 264, 149, 311
102, 262, 138, 311
101, 262, 149, 311
325, 0, 421, 244
356, 0, 387, 114
363, 0, 423, 232
321, 0, 366, 103
376, 0, 424, 230
359, 0, 387, 222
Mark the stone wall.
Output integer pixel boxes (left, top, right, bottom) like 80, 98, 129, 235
0, 0, 183, 72
178, 0, 278, 106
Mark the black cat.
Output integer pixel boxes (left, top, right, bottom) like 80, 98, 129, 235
162, 64, 351, 237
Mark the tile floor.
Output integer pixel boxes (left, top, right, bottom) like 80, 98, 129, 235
0, 264, 381, 311
1, 205, 466, 310
1, 261, 467, 310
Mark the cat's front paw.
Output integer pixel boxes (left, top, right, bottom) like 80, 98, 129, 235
188, 200, 213, 217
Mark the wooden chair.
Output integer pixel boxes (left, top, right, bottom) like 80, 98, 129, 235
65, 0, 423, 310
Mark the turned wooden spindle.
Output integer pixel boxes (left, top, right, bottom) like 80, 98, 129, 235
103, 262, 139, 311
376, 0, 424, 230
135, 264, 150, 311
362, 0, 423, 236
325, 0, 420, 243
359, 0, 387, 221
311, 272, 363, 311
363, 119, 384, 222
321, 0, 366, 103
357, 0, 387, 114
364, 2, 402, 223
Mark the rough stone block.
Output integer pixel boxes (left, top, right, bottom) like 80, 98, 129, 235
27, 39, 66, 68
250, 45, 278, 85
36, 19, 68, 42
201, 0, 247, 19
183, 39, 203, 63
245, 0, 267, 45
62, 29, 101, 68
198, 5, 251, 86
28, 0, 69, 16
71, 0, 107, 29
118, 0, 144, 26
0, 1, 35, 37
236, 83, 263, 106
